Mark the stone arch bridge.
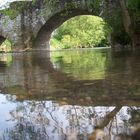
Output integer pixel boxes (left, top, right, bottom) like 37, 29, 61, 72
0, 0, 140, 51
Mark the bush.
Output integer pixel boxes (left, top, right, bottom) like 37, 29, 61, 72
50, 15, 111, 49
0, 39, 11, 52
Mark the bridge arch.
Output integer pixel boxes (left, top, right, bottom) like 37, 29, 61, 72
0, 35, 12, 52
34, 8, 98, 49
0, 32, 13, 47
0, 0, 139, 51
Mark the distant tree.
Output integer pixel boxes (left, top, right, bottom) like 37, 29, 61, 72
50, 15, 111, 49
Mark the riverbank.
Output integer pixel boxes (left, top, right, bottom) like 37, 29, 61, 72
49, 47, 111, 52
0, 47, 111, 54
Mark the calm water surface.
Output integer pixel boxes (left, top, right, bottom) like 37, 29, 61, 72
0, 49, 140, 140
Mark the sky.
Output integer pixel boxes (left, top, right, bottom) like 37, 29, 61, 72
0, 0, 32, 9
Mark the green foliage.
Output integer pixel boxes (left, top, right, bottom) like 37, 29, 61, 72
0, 39, 12, 52
0, 54, 12, 66
51, 49, 111, 80
51, 15, 111, 49
93, 0, 101, 12
127, 0, 140, 33
50, 38, 62, 49
32, 0, 38, 5
1, 1, 37, 19
105, 0, 140, 44
1, 9, 18, 19
127, 0, 140, 22
1, 1, 28, 19
127, 0, 140, 12
104, 7, 131, 45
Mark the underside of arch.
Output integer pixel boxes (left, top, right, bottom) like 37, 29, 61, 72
0, 36, 6, 46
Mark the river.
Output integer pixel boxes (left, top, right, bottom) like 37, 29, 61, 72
0, 49, 139, 140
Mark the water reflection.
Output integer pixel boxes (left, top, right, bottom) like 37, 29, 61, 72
0, 53, 12, 67
0, 94, 136, 140
0, 49, 139, 140
0, 94, 140, 140
50, 49, 111, 80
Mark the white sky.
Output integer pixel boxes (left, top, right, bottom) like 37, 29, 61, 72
0, 0, 32, 9
0, 0, 10, 6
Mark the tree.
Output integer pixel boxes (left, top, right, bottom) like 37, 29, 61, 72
50, 15, 111, 49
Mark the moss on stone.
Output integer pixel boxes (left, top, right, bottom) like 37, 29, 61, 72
0, 0, 38, 19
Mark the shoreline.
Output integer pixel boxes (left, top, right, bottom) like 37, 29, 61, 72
49, 47, 111, 52
0, 47, 111, 54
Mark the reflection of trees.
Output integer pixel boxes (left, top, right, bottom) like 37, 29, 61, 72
127, 106, 140, 138
0, 50, 139, 139
98, 106, 122, 128
0, 53, 12, 67
2, 97, 139, 140
88, 106, 140, 140
51, 49, 111, 80
1, 50, 140, 107
3, 101, 51, 140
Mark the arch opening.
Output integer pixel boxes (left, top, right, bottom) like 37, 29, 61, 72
50, 15, 111, 50
34, 10, 111, 50
33, 9, 97, 49
0, 36, 12, 53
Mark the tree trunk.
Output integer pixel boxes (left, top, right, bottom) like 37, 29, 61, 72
119, 0, 140, 49
119, 0, 131, 34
